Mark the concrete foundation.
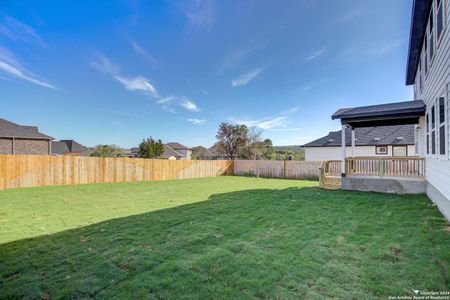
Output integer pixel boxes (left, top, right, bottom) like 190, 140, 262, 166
427, 182, 450, 221
342, 175, 427, 194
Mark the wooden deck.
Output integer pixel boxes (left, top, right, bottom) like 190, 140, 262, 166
319, 157, 425, 191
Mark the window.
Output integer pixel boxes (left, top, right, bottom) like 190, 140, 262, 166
426, 113, 430, 154
429, 8, 434, 62
424, 36, 428, 74
437, 0, 444, 40
439, 97, 446, 155
431, 105, 436, 154
376, 146, 388, 155
393, 146, 407, 157
418, 63, 422, 91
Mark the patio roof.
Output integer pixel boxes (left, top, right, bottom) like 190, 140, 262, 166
331, 100, 425, 128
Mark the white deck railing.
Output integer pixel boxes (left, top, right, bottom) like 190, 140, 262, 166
345, 156, 425, 177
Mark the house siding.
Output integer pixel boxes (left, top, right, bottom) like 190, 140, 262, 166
0, 138, 13, 154
305, 145, 415, 161
414, 0, 450, 219
0, 139, 50, 155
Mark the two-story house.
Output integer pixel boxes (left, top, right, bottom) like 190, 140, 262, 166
329, 0, 449, 220
408, 0, 449, 220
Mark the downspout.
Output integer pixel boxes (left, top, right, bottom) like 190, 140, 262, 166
12, 137, 15, 154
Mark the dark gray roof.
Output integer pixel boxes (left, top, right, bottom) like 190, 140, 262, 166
406, 0, 433, 85
51, 140, 89, 154
332, 100, 425, 120
166, 142, 189, 150
51, 141, 70, 153
160, 144, 184, 159
303, 125, 415, 147
0, 118, 53, 140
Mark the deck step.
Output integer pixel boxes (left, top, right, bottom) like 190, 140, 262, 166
320, 176, 342, 190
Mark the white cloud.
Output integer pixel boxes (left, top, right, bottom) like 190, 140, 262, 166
131, 40, 158, 67
364, 39, 404, 56
231, 116, 289, 129
187, 118, 207, 125
0, 47, 56, 89
305, 47, 326, 61
92, 53, 158, 97
0, 17, 47, 47
92, 53, 201, 113
114, 75, 158, 96
91, 53, 119, 74
343, 39, 404, 58
231, 68, 263, 87
269, 127, 302, 132
180, 98, 200, 112
179, 0, 216, 31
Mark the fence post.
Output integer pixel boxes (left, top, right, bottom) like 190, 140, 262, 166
283, 160, 286, 179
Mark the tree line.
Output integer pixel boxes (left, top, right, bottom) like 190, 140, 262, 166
89, 122, 303, 160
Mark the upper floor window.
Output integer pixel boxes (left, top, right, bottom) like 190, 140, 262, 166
436, 0, 445, 40
429, 8, 434, 62
424, 35, 428, 74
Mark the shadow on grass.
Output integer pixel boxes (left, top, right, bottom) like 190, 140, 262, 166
1, 187, 449, 299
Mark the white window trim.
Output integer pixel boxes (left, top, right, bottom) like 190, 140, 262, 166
435, 0, 447, 47
447, 83, 450, 159
437, 89, 448, 160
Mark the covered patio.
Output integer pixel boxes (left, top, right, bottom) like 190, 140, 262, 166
320, 100, 427, 193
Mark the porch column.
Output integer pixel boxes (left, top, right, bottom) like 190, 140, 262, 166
351, 127, 356, 157
341, 124, 346, 177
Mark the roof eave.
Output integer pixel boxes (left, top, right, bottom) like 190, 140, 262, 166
405, 0, 433, 85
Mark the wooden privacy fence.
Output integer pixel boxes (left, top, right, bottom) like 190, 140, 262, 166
0, 154, 233, 190
234, 160, 322, 180
345, 156, 425, 177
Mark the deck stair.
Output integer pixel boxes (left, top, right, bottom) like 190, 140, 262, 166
319, 160, 342, 190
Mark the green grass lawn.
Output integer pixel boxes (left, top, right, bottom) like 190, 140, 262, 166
0, 176, 449, 299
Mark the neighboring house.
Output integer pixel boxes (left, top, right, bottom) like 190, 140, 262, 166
166, 142, 192, 160
303, 125, 416, 161
0, 118, 53, 155
329, 0, 450, 220
122, 143, 191, 160
192, 146, 216, 160
51, 140, 91, 156
160, 144, 184, 160
122, 147, 139, 158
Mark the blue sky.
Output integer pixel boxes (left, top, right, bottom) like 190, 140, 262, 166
0, 0, 413, 147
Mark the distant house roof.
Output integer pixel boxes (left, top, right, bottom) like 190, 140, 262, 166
331, 100, 426, 127
0, 118, 53, 140
406, 0, 433, 85
166, 142, 189, 150
196, 147, 214, 157
160, 144, 183, 159
52, 140, 89, 154
303, 125, 415, 147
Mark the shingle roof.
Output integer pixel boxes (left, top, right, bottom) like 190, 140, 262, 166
52, 140, 89, 154
303, 125, 415, 147
166, 142, 189, 150
51, 141, 70, 153
331, 100, 425, 120
160, 144, 183, 159
0, 118, 53, 140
